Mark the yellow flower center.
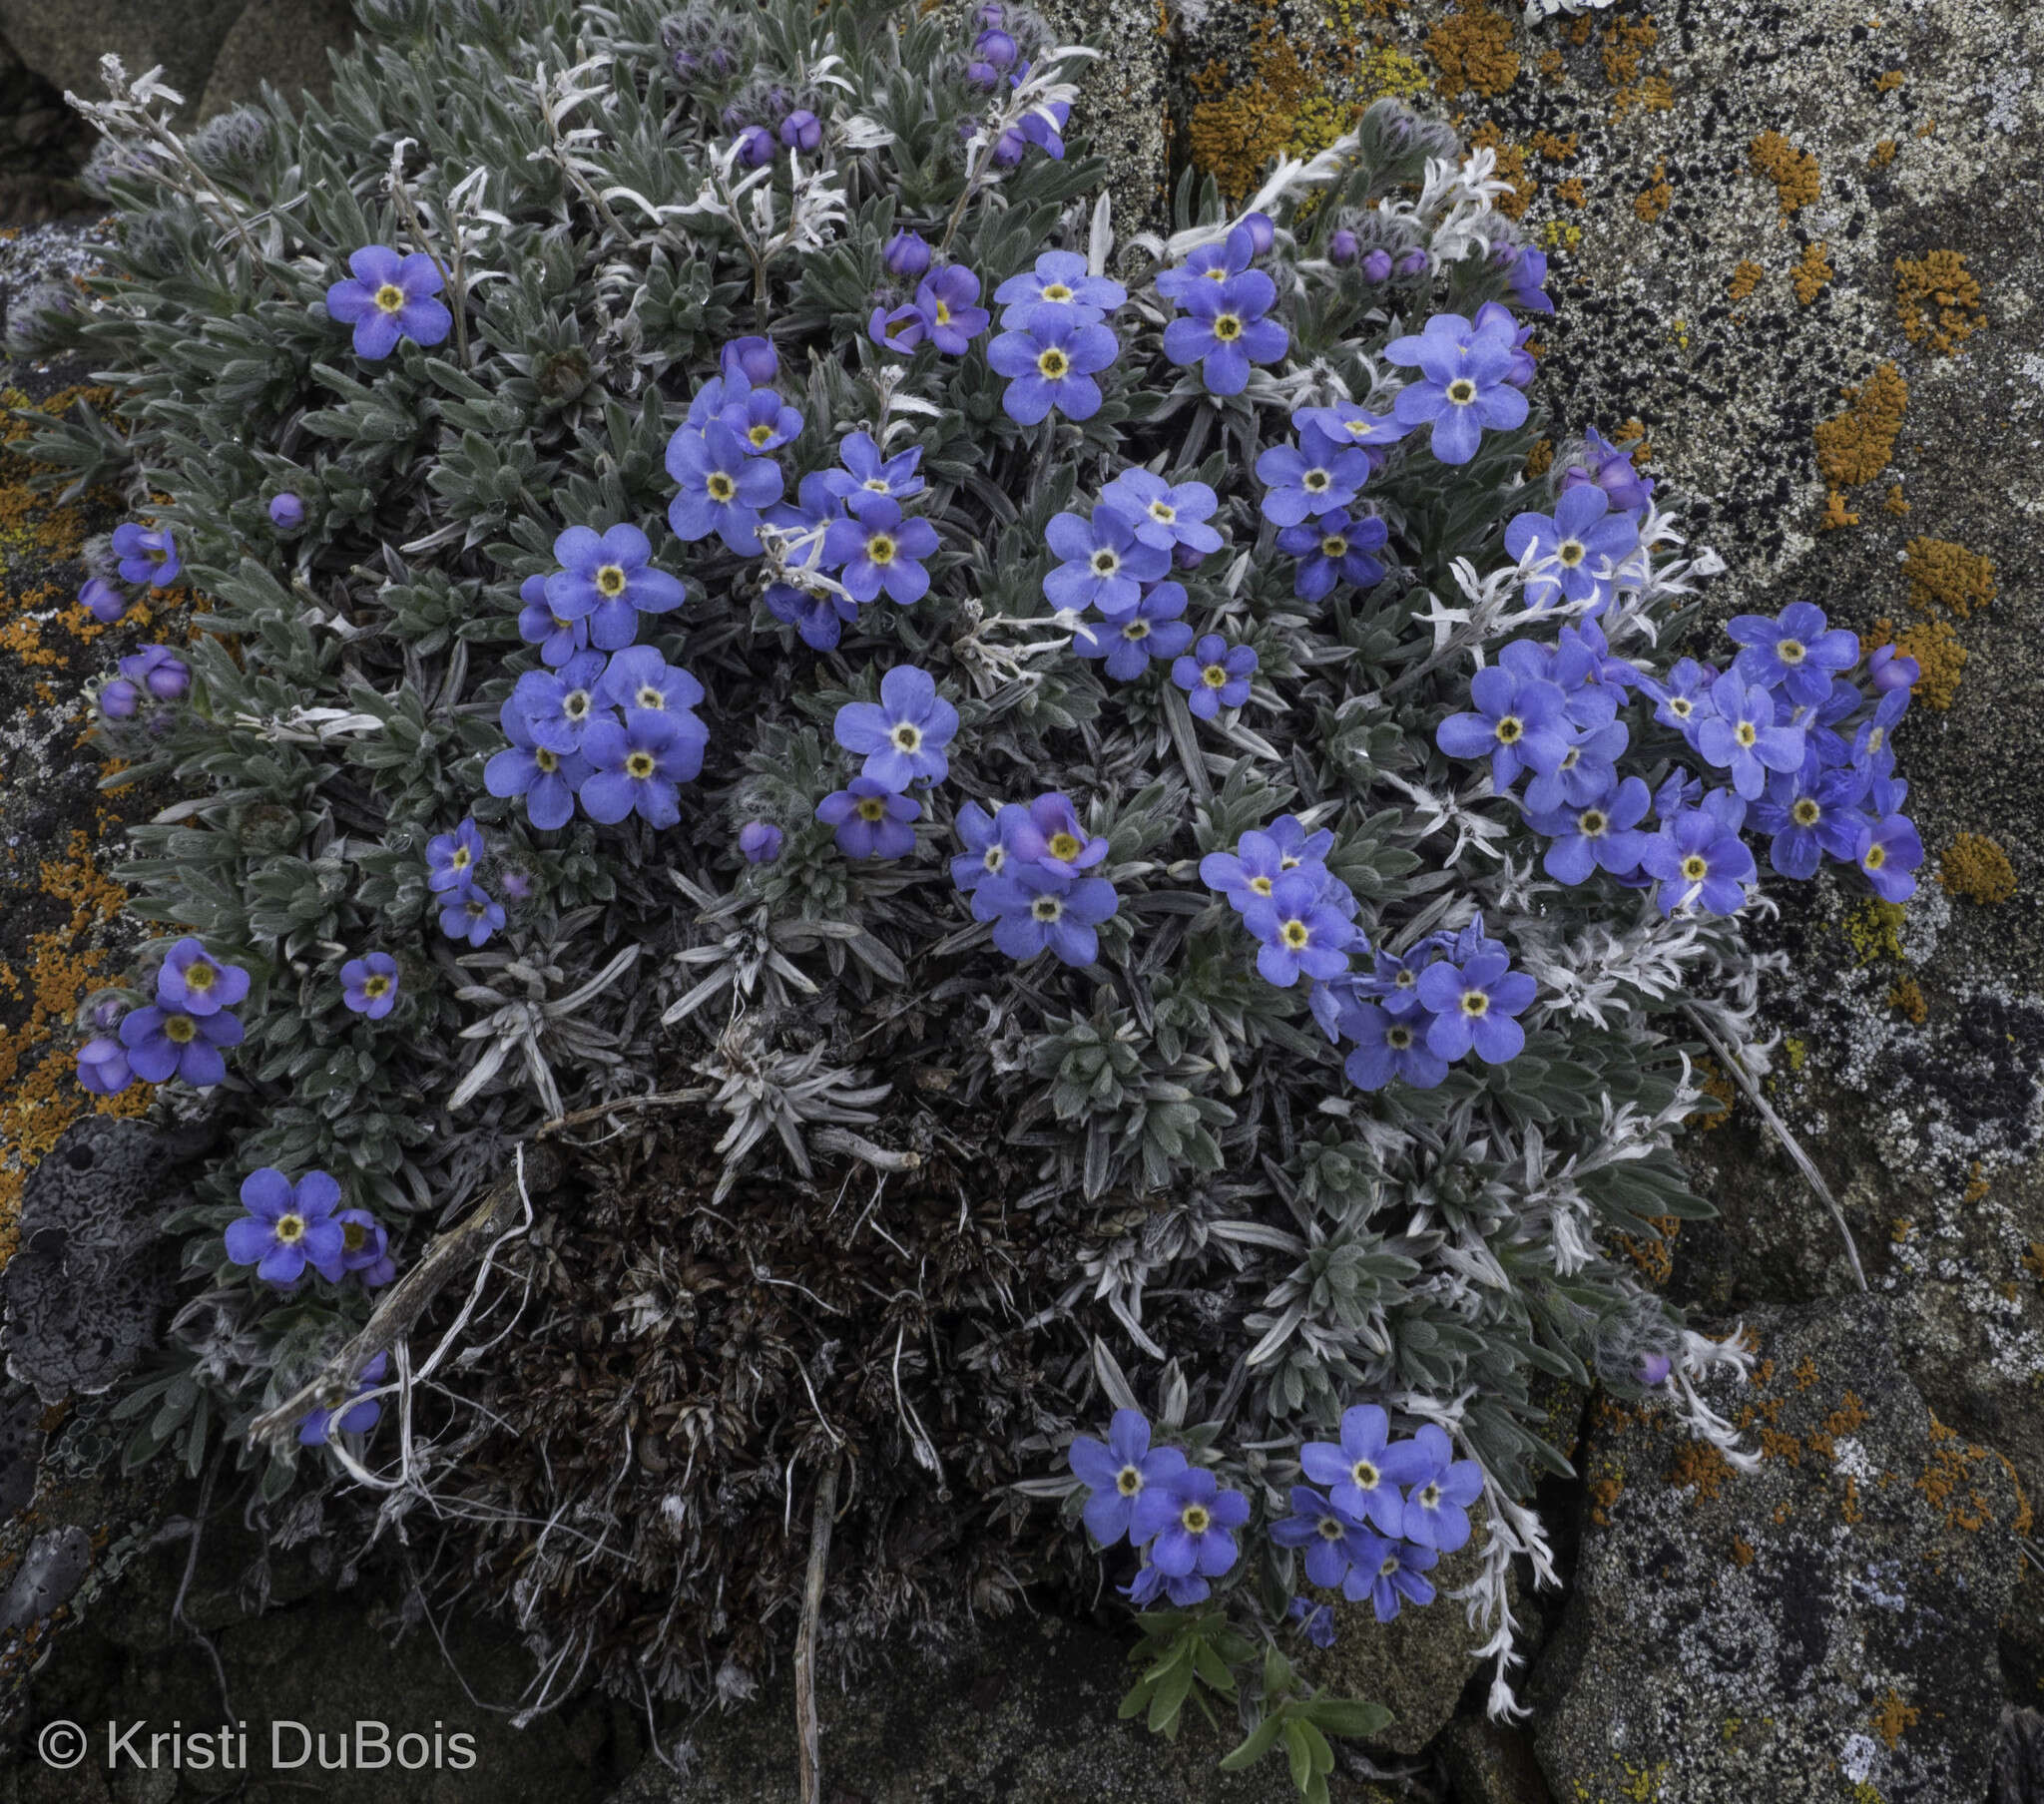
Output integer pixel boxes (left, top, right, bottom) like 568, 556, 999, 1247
451, 845, 472, 869
749, 422, 774, 447
1317, 1517, 1344, 1541
1041, 282, 1074, 301
373, 282, 406, 314
1735, 721, 1758, 748
1249, 875, 1273, 895
342, 1220, 369, 1253
1116, 1465, 1142, 1496
1557, 538, 1585, 567
1302, 468, 1330, 492
1681, 853, 1709, 881
1865, 725, 1885, 754
1494, 715, 1523, 744
275, 1212, 305, 1244
1791, 798, 1820, 826
1351, 1460, 1379, 1489
1580, 809, 1608, 835
635, 686, 665, 710
934, 300, 953, 325
184, 963, 215, 992
1212, 313, 1243, 342
891, 722, 921, 751
1778, 639, 1806, 664
1459, 990, 1489, 1018
1670, 697, 1693, 718
1201, 664, 1228, 688
982, 847, 1004, 873
1419, 1482, 1441, 1509
1864, 844, 1887, 870
868, 533, 897, 566
626, 750, 657, 778
864, 477, 890, 492
1446, 378, 1477, 404
1122, 620, 1150, 642
1281, 919, 1309, 949
856, 797, 886, 821
1091, 550, 1118, 576
1149, 500, 1177, 524
1321, 534, 1348, 559
706, 472, 737, 502
1048, 832, 1082, 862
1037, 347, 1070, 379
1181, 1503, 1212, 1534
596, 563, 628, 597
363, 974, 391, 999
535, 747, 560, 772
166, 1014, 197, 1044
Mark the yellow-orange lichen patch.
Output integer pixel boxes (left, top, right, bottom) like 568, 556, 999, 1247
1871, 1689, 1919, 1751
1791, 240, 1832, 304
1870, 138, 1897, 169
1749, 130, 1820, 222
1882, 483, 1909, 516
1874, 69, 1904, 93
1893, 249, 1983, 355
1424, 2, 1520, 98
1523, 437, 1553, 479
1813, 361, 1908, 488
1916, 1414, 2010, 1536
1887, 976, 1927, 1025
1667, 1439, 1735, 1503
1937, 833, 2016, 905
1901, 535, 1995, 618
1819, 490, 1859, 532
1728, 258, 1764, 301
1633, 159, 1672, 223
1868, 614, 1964, 710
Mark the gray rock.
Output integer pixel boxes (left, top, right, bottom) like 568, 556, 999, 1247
1532, 1295, 2022, 1803
0, 0, 247, 113
608, 1613, 1295, 1803
193, 0, 356, 122
1996, 1706, 2044, 1804
1437, 1716, 1553, 1804
0, 1528, 91, 1632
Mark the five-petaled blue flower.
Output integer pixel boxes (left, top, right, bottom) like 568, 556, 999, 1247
579, 708, 706, 827
1162, 269, 1287, 396
111, 523, 180, 589
987, 310, 1119, 423
667, 418, 784, 555
1696, 672, 1805, 800
1240, 870, 1355, 987
1271, 1487, 1377, 1588
1729, 601, 1859, 706
951, 800, 1045, 895
120, 999, 242, 1087
819, 431, 925, 504
544, 524, 687, 651
817, 777, 920, 860
1415, 951, 1536, 1065
1855, 812, 1922, 902
1067, 1409, 1189, 1547
439, 885, 507, 947
1097, 469, 1223, 558
511, 652, 611, 758
1257, 425, 1372, 528
1299, 1405, 1424, 1535
1436, 666, 1572, 788
339, 952, 400, 1020
993, 250, 1127, 323
599, 646, 707, 720
485, 696, 591, 831
1022, 793, 1109, 875
1071, 581, 1193, 678
1338, 999, 1450, 1092
1528, 775, 1652, 884
914, 265, 990, 353
1171, 634, 1258, 719
1043, 506, 1171, 618
156, 938, 250, 1016
1346, 1537, 1438, 1623
1385, 311, 1530, 465
1640, 806, 1757, 915
822, 492, 940, 606
1503, 483, 1639, 614
719, 385, 804, 455
226, 1166, 345, 1286
833, 665, 959, 790
978, 863, 1119, 967
1276, 510, 1388, 602
325, 244, 452, 359
1286, 1597, 1338, 1648
1393, 1425, 1484, 1552
1129, 1466, 1250, 1584
516, 572, 590, 668
1155, 224, 1257, 303
1751, 765, 1868, 879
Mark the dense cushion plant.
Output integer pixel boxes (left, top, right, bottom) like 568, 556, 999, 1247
20, 0, 1922, 1781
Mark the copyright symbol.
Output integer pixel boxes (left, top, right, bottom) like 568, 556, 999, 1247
38, 1719, 87, 1769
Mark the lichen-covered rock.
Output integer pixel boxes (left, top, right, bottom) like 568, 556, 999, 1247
1, 1117, 196, 1405
607, 1614, 1294, 1804
0, 0, 248, 112
1532, 1295, 2023, 1803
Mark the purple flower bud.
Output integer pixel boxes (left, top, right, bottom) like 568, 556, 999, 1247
99, 676, 142, 719
965, 58, 1000, 88
1174, 542, 1208, 572
885, 229, 934, 278
78, 577, 126, 624
723, 334, 779, 385
735, 125, 774, 168
740, 820, 784, 864
670, 48, 701, 79
1240, 212, 1275, 255
76, 1036, 133, 1095
499, 867, 533, 901
1639, 1354, 1672, 1387
119, 645, 190, 700
1328, 228, 1358, 267
1868, 644, 1920, 694
88, 993, 125, 1031
268, 491, 304, 530
1492, 241, 1521, 270
778, 108, 822, 153
973, 2, 1005, 26
974, 28, 1017, 68
1395, 248, 1430, 277
1361, 248, 1393, 282
991, 127, 1027, 168
707, 45, 736, 78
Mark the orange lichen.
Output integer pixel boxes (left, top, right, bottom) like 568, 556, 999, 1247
1749, 130, 1820, 221
1874, 69, 1904, 93
1692, 1057, 1735, 1128
1867, 615, 1964, 710
1819, 489, 1859, 532
1886, 977, 1927, 1025
1893, 249, 1983, 354
1937, 833, 2016, 905
1901, 535, 1995, 618
1883, 483, 1909, 516
1869, 138, 1897, 169
1791, 240, 1832, 304
1590, 1476, 1624, 1525
1531, 128, 1578, 162
1633, 160, 1672, 223
1813, 361, 1907, 488
1871, 1690, 1919, 1751
1424, 3, 1520, 99
1667, 1440, 1735, 1503
1554, 176, 1586, 208
1916, 1414, 2008, 1536
1523, 437, 1553, 479
1730, 1535, 1755, 1567
1963, 1160, 1991, 1204
1619, 1215, 1679, 1285
1728, 258, 1765, 301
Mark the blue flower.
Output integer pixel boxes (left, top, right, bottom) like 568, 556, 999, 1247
1023, 792, 1109, 875
578, 708, 706, 827
987, 310, 1119, 423
1276, 509, 1388, 602
1696, 671, 1804, 800
1357, 947, 1429, 1017
298, 1351, 389, 1447
1071, 581, 1193, 678
1256, 425, 1372, 528
120, 645, 189, 700
819, 430, 925, 504
516, 572, 590, 668
1154, 224, 1257, 303
324, 244, 451, 359
833, 665, 959, 790
111, 522, 180, 589
1393, 1425, 1483, 1552
1200, 819, 1334, 912
118, 999, 242, 1086
914, 265, 990, 354
156, 938, 249, 1016
1850, 688, 1908, 780
1503, 483, 1639, 613
1171, 634, 1258, 719
1751, 765, 1868, 878
1527, 775, 1652, 884
667, 419, 784, 555
1096, 469, 1223, 557
598, 646, 707, 720
1435, 665, 1573, 788
1505, 244, 1554, 313
1286, 1597, 1337, 1648
1300, 1405, 1425, 1533
225, 1167, 345, 1285
1562, 425, 1653, 513
1123, 1561, 1213, 1609
1271, 1486, 1377, 1588
765, 581, 859, 651
884, 229, 933, 278
1415, 952, 1535, 1065
1341, 1001, 1450, 1091
76, 1036, 132, 1095
1855, 812, 1922, 902
1729, 602, 1859, 706
339, 952, 400, 1019
1292, 401, 1404, 462
485, 696, 591, 831
425, 818, 487, 893
1162, 269, 1287, 396
543, 523, 687, 651
1129, 1466, 1250, 1582
868, 300, 928, 353
978, 864, 1119, 966
1067, 1409, 1189, 1547
1042, 506, 1170, 617
439, 886, 507, 946
1639, 807, 1756, 916
1385, 311, 1529, 465
1240, 870, 1355, 987
816, 777, 920, 859
336, 1209, 395, 1287
951, 800, 1046, 896
511, 652, 612, 758
994, 250, 1127, 323
1640, 658, 1716, 737
78, 577, 125, 623
822, 493, 941, 606
1523, 719, 1628, 814
1344, 1537, 1438, 1623
719, 384, 804, 455
740, 821, 783, 864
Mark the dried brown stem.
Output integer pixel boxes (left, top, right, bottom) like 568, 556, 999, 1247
794, 1457, 841, 1804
